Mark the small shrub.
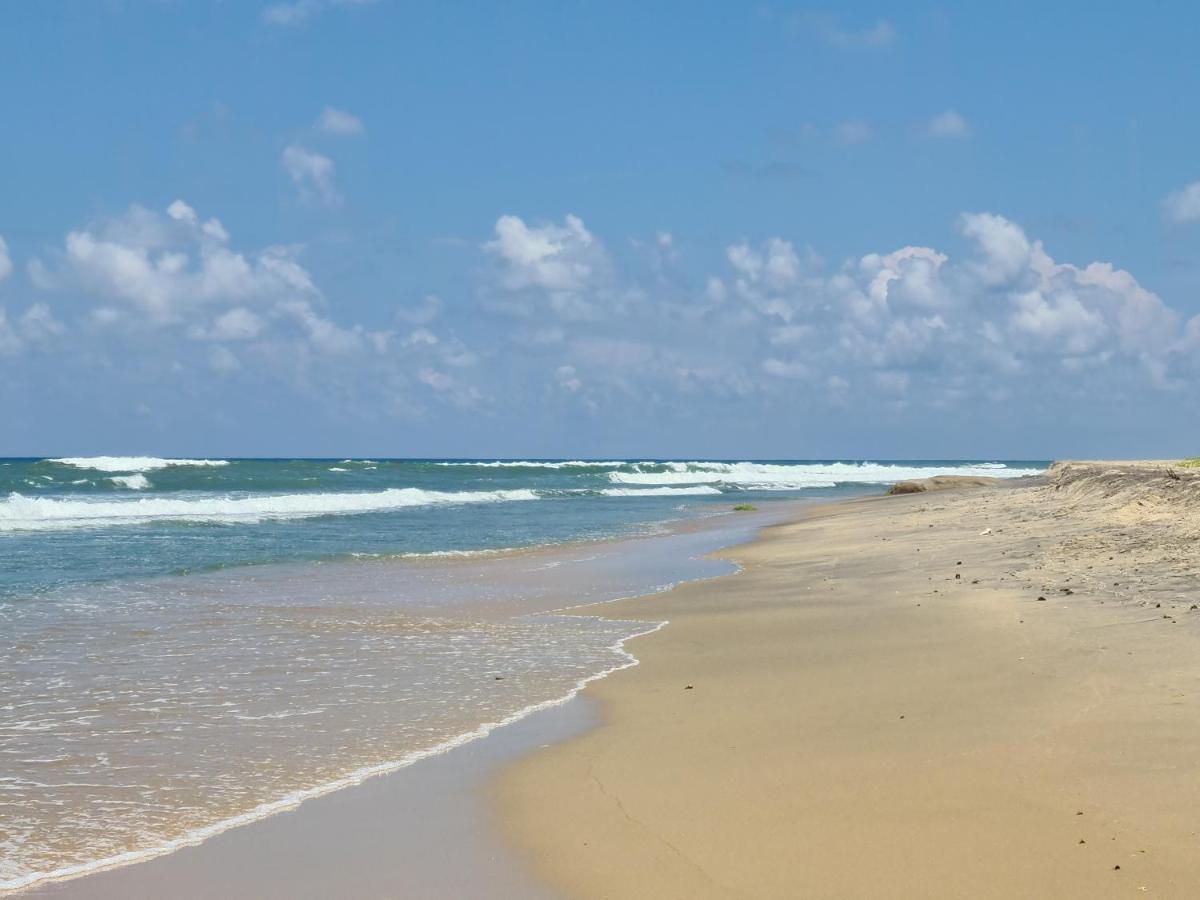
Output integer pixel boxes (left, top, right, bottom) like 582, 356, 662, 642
887, 481, 927, 495
732, 503, 757, 511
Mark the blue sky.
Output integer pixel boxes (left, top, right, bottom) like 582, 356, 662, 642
3, 1, 1200, 458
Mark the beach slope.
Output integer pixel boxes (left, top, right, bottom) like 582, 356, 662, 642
494, 462, 1200, 897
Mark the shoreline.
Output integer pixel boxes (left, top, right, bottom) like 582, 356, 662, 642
15, 622, 663, 897
12, 501, 805, 897
493, 464, 1200, 897
27, 695, 596, 899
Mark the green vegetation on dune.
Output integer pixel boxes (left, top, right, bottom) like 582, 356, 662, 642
1179, 459, 1200, 468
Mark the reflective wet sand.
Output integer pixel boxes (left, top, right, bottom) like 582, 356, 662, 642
1, 503, 803, 893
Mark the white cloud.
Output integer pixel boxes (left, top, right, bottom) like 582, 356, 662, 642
483, 214, 615, 320
190, 307, 265, 341
860, 247, 949, 310
262, 0, 375, 27
282, 145, 338, 203
834, 119, 874, 145
50, 201, 317, 321
1162, 181, 1200, 224
276, 299, 369, 355
262, 0, 317, 25
315, 106, 365, 137
724, 238, 811, 326
0, 302, 64, 356
404, 327, 438, 347
208, 345, 242, 373
874, 370, 910, 396
797, 13, 895, 48
485, 214, 598, 293
20, 198, 1200, 439
395, 294, 442, 324
763, 358, 809, 379
926, 110, 971, 139
958, 211, 1047, 286
418, 367, 453, 391
557, 211, 1182, 410
0, 236, 11, 282
556, 364, 582, 392
18, 302, 64, 343
495, 209, 1189, 422
0, 309, 20, 356
704, 276, 727, 305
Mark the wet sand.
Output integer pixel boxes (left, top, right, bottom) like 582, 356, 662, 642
495, 462, 1200, 897
27, 696, 592, 899
13, 503, 807, 898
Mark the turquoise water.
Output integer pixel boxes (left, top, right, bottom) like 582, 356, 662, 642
0, 457, 1046, 599
0, 458, 1046, 891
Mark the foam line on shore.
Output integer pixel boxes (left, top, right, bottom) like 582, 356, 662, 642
0, 616, 670, 895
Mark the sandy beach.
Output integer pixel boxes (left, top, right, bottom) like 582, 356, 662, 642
12, 3, 1199, 895
495, 462, 1200, 898
18, 461, 1200, 898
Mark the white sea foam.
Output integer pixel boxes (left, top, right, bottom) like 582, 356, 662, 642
434, 460, 635, 469
0, 617, 669, 894
49, 457, 230, 473
0, 488, 539, 532
347, 547, 523, 560
109, 474, 151, 490
607, 461, 1042, 488
600, 485, 723, 497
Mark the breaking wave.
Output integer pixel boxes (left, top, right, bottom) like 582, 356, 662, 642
49, 457, 231, 473
606, 461, 1043, 488
0, 488, 539, 532
110, 474, 151, 490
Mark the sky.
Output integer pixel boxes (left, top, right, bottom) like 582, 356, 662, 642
3, 1, 1200, 459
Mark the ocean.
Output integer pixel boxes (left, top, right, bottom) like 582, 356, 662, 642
0, 457, 1046, 891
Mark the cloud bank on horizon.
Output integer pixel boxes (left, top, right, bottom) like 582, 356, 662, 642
2, 3, 1200, 457
4, 195, 1198, 455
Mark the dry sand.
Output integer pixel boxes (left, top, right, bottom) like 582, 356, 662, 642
494, 462, 1200, 898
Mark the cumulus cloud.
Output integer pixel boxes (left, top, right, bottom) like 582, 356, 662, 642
18, 198, 1200, 444
486, 214, 598, 293
503, 209, 1193, 422
724, 238, 814, 325
44, 200, 316, 321
315, 106, 364, 137
926, 110, 971, 139
0, 236, 11, 282
861, 246, 949, 310
282, 145, 338, 203
483, 214, 614, 319
1162, 181, 1200, 224
958, 212, 1045, 286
